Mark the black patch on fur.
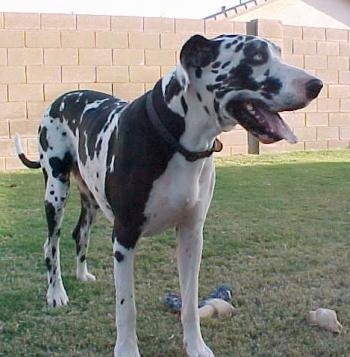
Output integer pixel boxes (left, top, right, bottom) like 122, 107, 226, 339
260, 76, 282, 95
48, 152, 73, 181
221, 61, 231, 69
181, 96, 188, 114
45, 201, 56, 237
106, 127, 117, 174
39, 126, 49, 152
215, 74, 227, 82
203, 106, 210, 115
164, 76, 182, 103
214, 99, 220, 114
225, 63, 258, 92
120, 299, 125, 305
72, 192, 97, 255
243, 40, 269, 66
79, 136, 88, 165
245, 35, 255, 41
45, 257, 52, 271
80, 254, 86, 263
215, 88, 232, 99
206, 84, 214, 92
235, 42, 244, 53
206, 83, 222, 92
105, 80, 185, 250
52, 246, 56, 258
196, 92, 202, 102
195, 67, 202, 78
114, 251, 124, 262
261, 92, 273, 100
42, 168, 48, 186
96, 138, 103, 158
212, 61, 221, 69
215, 34, 238, 39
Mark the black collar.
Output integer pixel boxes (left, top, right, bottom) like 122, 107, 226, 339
145, 91, 222, 162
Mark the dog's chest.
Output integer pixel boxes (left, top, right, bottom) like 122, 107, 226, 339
141, 155, 208, 236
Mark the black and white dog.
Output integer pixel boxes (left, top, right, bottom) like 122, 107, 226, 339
15, 34, 322, 356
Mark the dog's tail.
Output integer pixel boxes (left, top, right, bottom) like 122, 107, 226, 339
14, 134, 41, 169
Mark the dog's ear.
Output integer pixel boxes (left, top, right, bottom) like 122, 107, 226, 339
175, 64, 190, 92
180, 35, 219, 69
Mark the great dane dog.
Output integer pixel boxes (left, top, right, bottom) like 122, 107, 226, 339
15, 34, 322, 356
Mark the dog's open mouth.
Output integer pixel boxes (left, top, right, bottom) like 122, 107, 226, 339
225, 100, 297, 144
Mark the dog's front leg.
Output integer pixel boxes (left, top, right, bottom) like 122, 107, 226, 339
176, 223, 214, 357
113, 238, 140, 357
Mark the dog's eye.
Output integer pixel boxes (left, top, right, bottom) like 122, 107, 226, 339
243, 41, 268, 65
254, 53, 264, 61
250, 50, 268, 65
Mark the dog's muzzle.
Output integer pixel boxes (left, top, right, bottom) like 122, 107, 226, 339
225, 99, 298, 144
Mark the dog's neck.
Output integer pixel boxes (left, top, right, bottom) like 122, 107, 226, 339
160, 67, 224, 154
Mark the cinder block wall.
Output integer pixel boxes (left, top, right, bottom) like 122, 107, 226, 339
0, 13, 348, 170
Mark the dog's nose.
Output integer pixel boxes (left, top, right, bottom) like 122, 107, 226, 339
305, 78, 323, 99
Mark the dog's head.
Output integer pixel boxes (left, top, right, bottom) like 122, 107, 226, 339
178, 34, 323, 144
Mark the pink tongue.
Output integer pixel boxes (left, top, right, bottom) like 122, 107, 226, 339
257, 106, 298, 144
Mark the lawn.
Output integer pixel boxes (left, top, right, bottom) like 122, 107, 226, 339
0, 150, 349, 357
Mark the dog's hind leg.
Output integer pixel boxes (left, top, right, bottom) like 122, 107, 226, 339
44, 173, 71, 307
72, 192, 98, 282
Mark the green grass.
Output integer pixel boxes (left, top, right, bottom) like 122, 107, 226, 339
1, 150, 350, 357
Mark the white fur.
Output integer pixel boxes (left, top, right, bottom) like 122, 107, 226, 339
14, 134, 24, 156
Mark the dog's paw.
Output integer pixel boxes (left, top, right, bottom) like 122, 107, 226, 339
114, 343, 141, 357
185, 340, 215, 357
47, 281, 69, 307
76, 261, 96, 282
77, 270, 96, 282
